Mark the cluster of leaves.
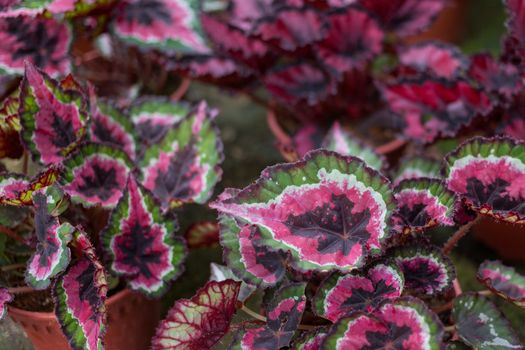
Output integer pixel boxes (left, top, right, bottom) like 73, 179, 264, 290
0, 60, 223, 348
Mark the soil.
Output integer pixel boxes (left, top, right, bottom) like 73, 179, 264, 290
11, 290, 54, 313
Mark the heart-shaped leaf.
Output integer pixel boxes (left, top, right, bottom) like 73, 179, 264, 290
139, 101, 223, 209
321, 297, 444, 350
444, 136, 525, 223
393, 178, 455, 234
53, 229, 107, 350
399, 41, 466, 79
0, 167, 59, 206
392, 155, 441, 186
19, 63, 88, 164
392, 245, 455, 296
151, 280, 241, 350
0, 287, 12, 320
219, 212, 288, 287
315, 6, 383, 74
359, 0, 447, 37
383, 78, 493, 143
0, 16, 71, 76
478, 260, 525, 308
101, 177, 186, 297
129, 97, 190, 145
211, 150, 395, 273
264, 63, 336, 107
230, 283, 307, 350
60, 143, 133, 209
452, 293, 523, 350
25, 191, 74, 289
0, 95, 23, 159
111, 0, 208, 53
184, 221, 219, 249
253, 6, 327, 51
314, 264, 404, 322
90, 101, 138, 161
322, 122, 384, 171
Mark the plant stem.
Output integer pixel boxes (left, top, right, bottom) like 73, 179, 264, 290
0, 225, 27, 244
8, 286, 35, 294
376, 139, 406, 155
241, 305, 267, 323
170, 78, 191, 101
453, 278, 463, 296
432, 300, 454, 314
442, 216, 481, 255
477, 290, 493, 296
22, 151, 29, 175
0, 263, 25, 272
444, 325, 456, 333
266, 108, 292, 145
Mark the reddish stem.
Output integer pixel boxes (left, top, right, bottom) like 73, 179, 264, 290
453, 278, 463, 296
170, 78, 191, 101
0, 225, 26, 244
375, 138, 407, 155
442, 215, 481, 255
8, 286, 35, 294
266, 108, 292, 145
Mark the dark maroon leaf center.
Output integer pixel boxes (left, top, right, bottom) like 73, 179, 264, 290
136, 121, 167, 143
51, 112, 77, 149
342, 280, 396, 312
75, 263, 100, 318
249, 226, 285, 276
7, 19, 61, 68
77, 164, 119, 201
466, 177, 525, 215
123, 0, 171, 25
363, 323, 412, 350
33, 192, 59, 265
153, 143, 200, 204
284, 194, 371, 256
119, 220, 161, 278
402, 260, 441, 292
92, 119, 124, 149
397, 203, 431, 227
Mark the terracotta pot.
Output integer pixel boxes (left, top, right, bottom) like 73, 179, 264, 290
472, 216, 525, 262
8, 289, 161, 350
407, 0, 469, 44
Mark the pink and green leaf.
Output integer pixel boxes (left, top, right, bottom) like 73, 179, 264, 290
0, 167, 59, 206
321, 297, 444, 350
444, 136, 525, 223
151, 279, 241, 350
392, 245, 455, 296
383, 78, 493, 143
25, 191, 74, 289
19, 63, 88, 164
211, 150, 396, 273
53, 230, 107, 350
101, 177, 186, 297
478, 260, 525, 308
231, 283, 307, 350
111, 0, 208, 53
322, 122, 384, 171
90, 101, 138, 161
314, 264, 404, 322
219, 213, 288, 287
209, 263, 256, 302
139, 101, 223, 209
129, 97, 190, 145
468, 53, 523, 99
452, 293, 523, 350
0, 16, 71, 76
60, 143, 133, 209
393, 178, 455, 234
0, 287, 13, 320
0, 0, 107, 17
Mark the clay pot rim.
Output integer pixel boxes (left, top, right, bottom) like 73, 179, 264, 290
7, 287, 133, 320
